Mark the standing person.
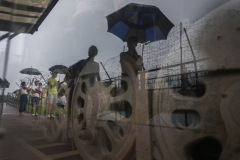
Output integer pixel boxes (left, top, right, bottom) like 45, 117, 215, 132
47, 71, 64, 118
57, 90, 67, 118
39, 83, 42, 99
120, 36, 143, 91
80, 45, 101, 121
120, 36, 143, 76
80, 45, 101, 82
65, 45, 101, 118
19, 82, 32, 115
119, 36, 143, 118
31, 80, 42, 116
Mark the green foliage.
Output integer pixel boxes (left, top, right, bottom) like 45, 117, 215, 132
53, 110, 58, 116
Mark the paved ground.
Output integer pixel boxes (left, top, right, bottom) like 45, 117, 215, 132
0, 103, 83, 160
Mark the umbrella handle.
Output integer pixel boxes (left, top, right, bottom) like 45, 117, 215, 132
31, 78, 34, 86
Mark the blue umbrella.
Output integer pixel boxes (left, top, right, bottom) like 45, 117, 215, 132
106, 3, 174, 43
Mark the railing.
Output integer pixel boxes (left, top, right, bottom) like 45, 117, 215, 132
6, 94, 20, 107
6, 94, 48, 115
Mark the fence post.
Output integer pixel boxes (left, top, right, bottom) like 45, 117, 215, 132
27, 96, 28, 111
28, 96, 30, 112
183, 27, 199, 90
18, 93, 21, 107
30, 96, 33, 114
180, 22, 183, 74
40, 93, 42, 114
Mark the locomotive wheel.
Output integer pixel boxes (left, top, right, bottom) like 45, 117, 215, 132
70, 64, 137, 160
152, 9, 240, 159
37, 85, 68, 143
152, 73, 240, 160
38, 117, 62, 143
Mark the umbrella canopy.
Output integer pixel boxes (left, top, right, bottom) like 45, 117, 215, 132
106, 3, 174, 43
0, 78, 10, 88
20, 68, 41, 75
49, 65, 68, 74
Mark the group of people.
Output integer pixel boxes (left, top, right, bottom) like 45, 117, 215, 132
19, 72, 66, 118
19, 80, 43, 116
18, 36, 143, 118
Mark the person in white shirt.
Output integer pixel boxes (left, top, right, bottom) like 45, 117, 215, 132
19, 81, 32, 115
57, 90, 67, 117
31, 80, 42, 116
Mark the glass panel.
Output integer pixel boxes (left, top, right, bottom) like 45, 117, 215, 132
0, 0, 239, 159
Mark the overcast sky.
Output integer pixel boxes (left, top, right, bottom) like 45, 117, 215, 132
0, 0, 230, 93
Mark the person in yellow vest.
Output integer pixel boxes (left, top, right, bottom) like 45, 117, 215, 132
47, 71, 64, 118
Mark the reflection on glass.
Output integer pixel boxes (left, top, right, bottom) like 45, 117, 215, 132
0, 0, 239, 160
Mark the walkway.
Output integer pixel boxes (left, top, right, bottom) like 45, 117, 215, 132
0, 103, 83, 160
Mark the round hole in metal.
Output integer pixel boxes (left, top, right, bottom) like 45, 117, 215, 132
186, 137, 222, 160
81, 82, 87, 94
77, 97, 84, 108
171, 110, 200, 129
77, 113, 84, 125
110, 101, 132, 119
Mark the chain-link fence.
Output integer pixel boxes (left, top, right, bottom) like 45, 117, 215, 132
99, 1, 240, 90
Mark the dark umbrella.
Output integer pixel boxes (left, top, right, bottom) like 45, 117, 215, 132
20, 68, 41, 75
20, 67, 43, 84
49, 65, 68, 74
106, 3, 174, 43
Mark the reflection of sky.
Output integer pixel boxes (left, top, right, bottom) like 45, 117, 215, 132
0, 0, 230, 92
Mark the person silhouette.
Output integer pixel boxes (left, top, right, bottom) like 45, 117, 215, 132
119, 36, 143, 118
120, 36, 143, 91
66, 45, 101, 117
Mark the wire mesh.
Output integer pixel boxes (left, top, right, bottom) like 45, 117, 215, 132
99, 1, 240, 90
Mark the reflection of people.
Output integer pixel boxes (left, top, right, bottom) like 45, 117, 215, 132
120, 36, 143, 76
119, 36, 143, 118
120, 36, 143, 91
31, 80, 42, 116
80, 46, 101, 117
47, 71, 64, 118
66, 46, 101, 117
81, 45, 101, 82
19, 82, 31, 115
57, 90, 66, 118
